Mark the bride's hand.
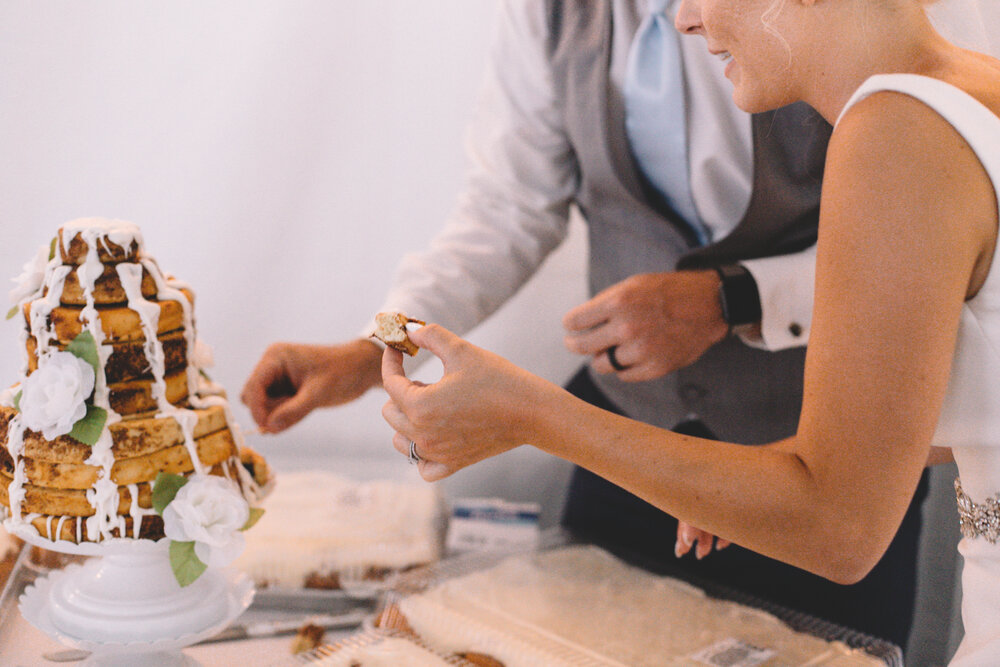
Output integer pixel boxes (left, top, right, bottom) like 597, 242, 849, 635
380, 324, 549, 481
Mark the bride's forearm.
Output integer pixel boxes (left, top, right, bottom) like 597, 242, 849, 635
525, 387, 902, 584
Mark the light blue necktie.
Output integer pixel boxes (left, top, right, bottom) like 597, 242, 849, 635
624, 0, 710, 246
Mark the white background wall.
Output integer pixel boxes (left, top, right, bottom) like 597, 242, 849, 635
0, 2, 970, 661
0, 0, 585, 526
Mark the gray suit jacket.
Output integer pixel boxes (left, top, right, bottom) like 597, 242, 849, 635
546, 0, 832, 443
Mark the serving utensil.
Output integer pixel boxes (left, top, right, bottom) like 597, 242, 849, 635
41, 609, 369, 662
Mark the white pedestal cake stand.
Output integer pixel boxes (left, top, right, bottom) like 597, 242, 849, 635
7, 521, 255, 667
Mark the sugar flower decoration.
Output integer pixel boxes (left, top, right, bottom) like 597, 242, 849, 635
9, 243, 51, 305
161, 474, 250, 568
18, 351, 95, 439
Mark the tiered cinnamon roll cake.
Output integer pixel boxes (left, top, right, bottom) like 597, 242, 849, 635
0, 218, 268, 544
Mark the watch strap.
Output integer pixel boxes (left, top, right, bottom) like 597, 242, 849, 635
714, 264, 762, 328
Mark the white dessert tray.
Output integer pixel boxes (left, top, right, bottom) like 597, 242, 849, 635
366, 528, 904, 667
290, 628, 475, 666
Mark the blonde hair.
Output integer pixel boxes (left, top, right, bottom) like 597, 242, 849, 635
761, 0, 935, 66
762, 0, 792, 67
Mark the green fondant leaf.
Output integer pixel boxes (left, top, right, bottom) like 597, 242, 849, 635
169, 540, 207, 588
12, 390, 21, 412
68, 404, 107, 446
5, 305, 18, 321
49, 237, 57, 261
152, 472, 189, 516
65, 330, 100, 377
241, 507, 265, 532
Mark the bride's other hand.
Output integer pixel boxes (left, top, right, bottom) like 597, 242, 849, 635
380, 324, 549, 481
675, 521, 731, 560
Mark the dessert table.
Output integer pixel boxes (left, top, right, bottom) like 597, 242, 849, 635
0, 455, 425, 666
0, 455, 903, 666
0, 546, 373, 667
0, 603, 362, 666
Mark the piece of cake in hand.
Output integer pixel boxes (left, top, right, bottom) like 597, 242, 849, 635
0, 218, 269, 550
371, 311, 425, 356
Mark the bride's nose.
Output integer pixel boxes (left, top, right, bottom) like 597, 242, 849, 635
674, 0, 704, 35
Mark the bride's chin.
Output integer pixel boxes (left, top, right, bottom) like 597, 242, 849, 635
731, 88, 763, 114
732, 84, 793, 115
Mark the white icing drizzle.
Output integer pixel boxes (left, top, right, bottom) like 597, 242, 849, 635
116, 263, 167, 409
28, 265, 71, 355
15, 253, 63, 377
85, 426, 121, 540
11, 247, 56, 371
60, 218, 144, 256
4, 414, 26, 520
195, 394, 263, 501
56, 515, 70, 542
75, 229, 114, 415
126, 483, 156, 538
141, 258, 199, 398
45, 515, 54, 540
15, 322, 29, 378
139, 257, 206, 474
75, 515, 82, 543
60, 223, 138, 541
174, 409, 203, 475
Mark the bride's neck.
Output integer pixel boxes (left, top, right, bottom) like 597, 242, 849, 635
800, 4, 951, 123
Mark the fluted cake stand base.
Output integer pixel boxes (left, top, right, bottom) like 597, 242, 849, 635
10, 526, 254, 667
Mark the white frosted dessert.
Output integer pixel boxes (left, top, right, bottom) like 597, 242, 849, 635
234, 470, 445, 588
395, 545, 885, 667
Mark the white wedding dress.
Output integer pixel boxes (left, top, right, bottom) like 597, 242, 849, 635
840, 74, 1000, 665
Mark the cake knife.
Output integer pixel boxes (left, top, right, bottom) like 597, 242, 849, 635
41, 609, 370, 662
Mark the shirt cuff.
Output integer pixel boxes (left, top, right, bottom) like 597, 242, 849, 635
739, 246, 816, 351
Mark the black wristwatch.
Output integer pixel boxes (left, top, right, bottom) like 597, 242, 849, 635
714, 264, 762, 335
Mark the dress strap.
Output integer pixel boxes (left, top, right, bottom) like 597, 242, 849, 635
836, 74, 1000, 190
955, 478, 1000, 543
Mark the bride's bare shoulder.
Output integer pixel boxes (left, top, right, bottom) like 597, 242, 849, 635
827, 83, 992, 189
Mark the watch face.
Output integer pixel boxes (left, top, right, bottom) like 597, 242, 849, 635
716, 265, 761, 327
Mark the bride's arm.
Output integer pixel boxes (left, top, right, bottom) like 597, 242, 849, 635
382, 92, 996, 583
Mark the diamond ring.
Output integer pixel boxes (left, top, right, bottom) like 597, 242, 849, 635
408, 440, 422, 465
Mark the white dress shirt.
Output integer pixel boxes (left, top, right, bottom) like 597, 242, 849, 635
376, 0, 815, 350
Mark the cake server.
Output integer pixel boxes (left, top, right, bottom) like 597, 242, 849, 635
41, 609, 370, 662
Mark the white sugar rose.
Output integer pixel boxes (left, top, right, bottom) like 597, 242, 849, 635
162, 475, 250, 567
9, 243, 51, 305
19, 351, 95, 439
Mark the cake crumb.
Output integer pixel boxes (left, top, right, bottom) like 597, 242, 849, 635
290, 623, 325, 654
